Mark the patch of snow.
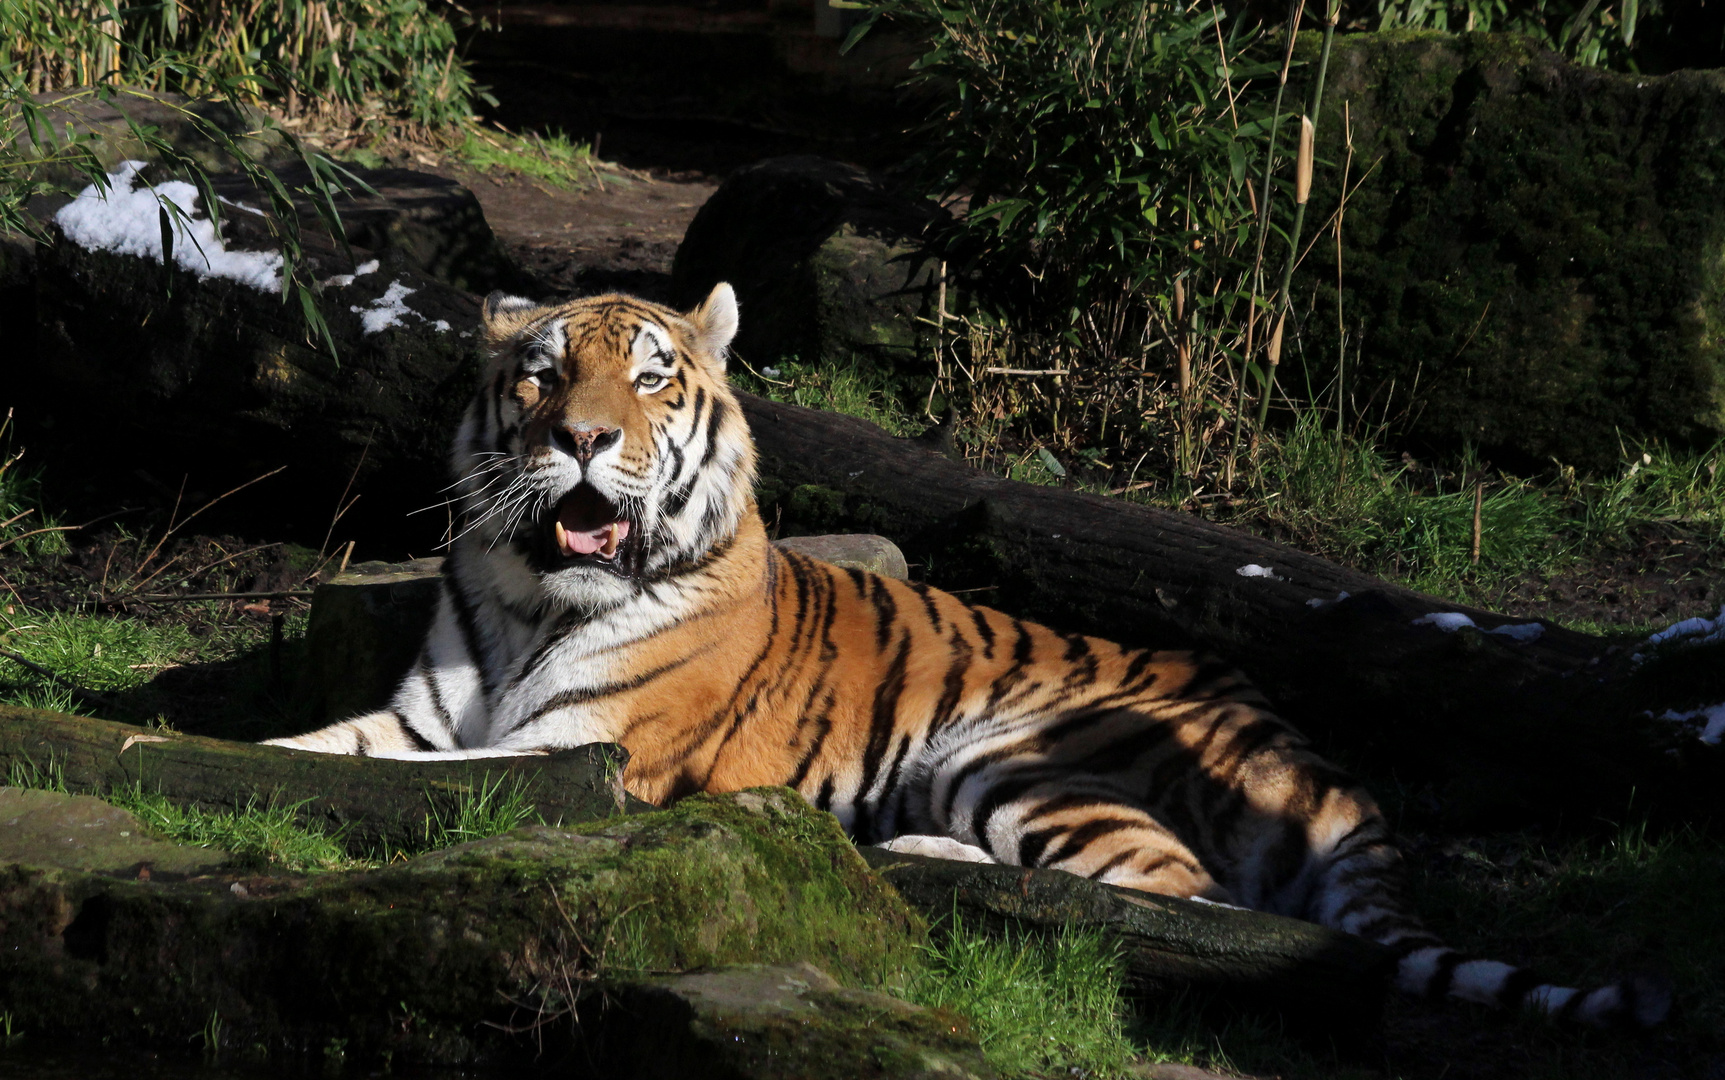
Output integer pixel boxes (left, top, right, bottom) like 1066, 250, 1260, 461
1635, 604, 1725, 663
1658, 703, 1725, 746
216, 195, 266, 217
760, 366, 782, 378
1235, 564, 1283, 581
431, 319, 452, 332
351, 280, 423, 334
1413, 612, 1476, 632
1414, 612, 1542, 642
323, 258, 381, 289
55, 160, 283, 293
1486, 622, 1544, 644
1306, 590, 1351, 609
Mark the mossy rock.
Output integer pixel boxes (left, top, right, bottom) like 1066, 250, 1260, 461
0, 788, 927, 1068
1288, 31, 1725, 469
598, 962, 996, 1080
670, 155, 948, 372
15, 224, 482, 547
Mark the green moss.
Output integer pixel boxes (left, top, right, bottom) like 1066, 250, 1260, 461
0, 789, 925, 1066
1285, 31, 1725, 469
786, 483, 850, 531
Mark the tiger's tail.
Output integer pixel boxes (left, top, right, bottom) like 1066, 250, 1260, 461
1310, 820, 1670, 1027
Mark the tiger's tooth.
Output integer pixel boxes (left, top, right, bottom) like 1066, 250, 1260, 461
555, 519, 572, 556
600, 521, 620, 558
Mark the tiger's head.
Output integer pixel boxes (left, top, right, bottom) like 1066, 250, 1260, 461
452, 284, 755, 612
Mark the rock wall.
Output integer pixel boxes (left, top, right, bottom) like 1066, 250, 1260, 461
1289, 31, 1725, 469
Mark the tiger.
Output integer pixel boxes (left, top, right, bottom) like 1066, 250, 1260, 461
265, 283, 1666, 1028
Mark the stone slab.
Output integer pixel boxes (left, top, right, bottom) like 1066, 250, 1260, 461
600, 962, 996, 1080
774, 533, 909, 579
0, 786, 228, 878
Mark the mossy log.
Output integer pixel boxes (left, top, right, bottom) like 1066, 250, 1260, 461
859, 847, 1392, 1038
0, 706, 652, 851
0, 789, 931, 1070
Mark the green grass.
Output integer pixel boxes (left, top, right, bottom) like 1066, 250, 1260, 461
905, 917, 1143, 1079
730, 358, 927, 438
455, 128, 610, 191
416, 770, 543, 852
110, 787, 365, 873
0, 415, 70, 561
5, 756, 550, 874
1394, 824, 1725, 1079
0, 607, 209, 714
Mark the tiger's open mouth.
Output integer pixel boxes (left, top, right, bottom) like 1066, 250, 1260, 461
541, 483, 640, 575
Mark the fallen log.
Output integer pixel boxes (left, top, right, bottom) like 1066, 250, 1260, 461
744, 396, 1722, 829
859, 847, 1391, 1041
0, 706, 650, 852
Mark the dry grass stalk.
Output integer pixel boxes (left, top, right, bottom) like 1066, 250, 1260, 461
1296, 115, 1315, 205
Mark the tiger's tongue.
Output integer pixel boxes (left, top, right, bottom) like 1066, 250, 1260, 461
556, 515, 630, 557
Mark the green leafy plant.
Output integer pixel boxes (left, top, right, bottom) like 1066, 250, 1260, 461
1370, 0, 1663, 68
420, 771, 543, 850
1, 0, 481, 132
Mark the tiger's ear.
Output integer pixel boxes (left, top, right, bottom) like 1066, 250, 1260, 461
689, 283, 739, 370
481, 291, 540, 340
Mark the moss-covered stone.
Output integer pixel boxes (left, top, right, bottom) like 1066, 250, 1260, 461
0, 787, 231, 878
0, 789, 928, 1068
1285, 31, 1725, 469
598, 963, 996, 1080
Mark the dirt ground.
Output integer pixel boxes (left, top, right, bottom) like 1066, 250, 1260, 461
435, 157, 716, 302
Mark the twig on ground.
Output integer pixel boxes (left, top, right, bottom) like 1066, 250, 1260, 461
0, 647, 117, 710
128, 589, 316, 603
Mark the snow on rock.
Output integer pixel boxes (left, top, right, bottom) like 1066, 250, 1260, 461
1636, 604, 1725, 663
1486, 622, 1544, 644
349, 277, 457, 334
1658, 703, 1725, 745
55, 160, 283, 293
1306, 590, 1351, 609
1235, 564, 1283, 581
324, 258, 380, 289
1413, 612, 1476, 632
1411, 612, 1545, 642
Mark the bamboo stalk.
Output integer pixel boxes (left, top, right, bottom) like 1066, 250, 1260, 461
1258, 0, 1340, 429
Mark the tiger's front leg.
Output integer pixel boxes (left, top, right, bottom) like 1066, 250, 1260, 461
265, 584, 512, 758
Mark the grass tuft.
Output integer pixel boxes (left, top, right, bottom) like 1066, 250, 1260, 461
730, 358, 927, 438
419, 771, 543, 851
109, 786, 365, 873
455, 128, 610, 191
906, 916, 1142, 1079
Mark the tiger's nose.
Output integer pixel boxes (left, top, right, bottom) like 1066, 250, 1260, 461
551, 422, 621, 464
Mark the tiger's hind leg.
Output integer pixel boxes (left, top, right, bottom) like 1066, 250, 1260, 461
949, 773, 1236, 903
